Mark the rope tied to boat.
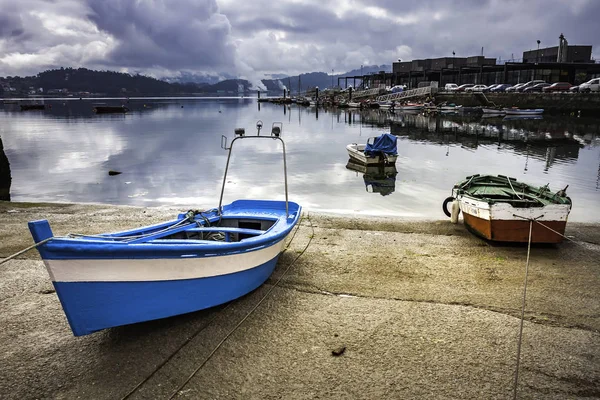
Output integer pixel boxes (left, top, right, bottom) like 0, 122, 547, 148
507, 177, 523, 200
512, 213, 598, 250
2, 208, 225, 266
510, 213, 598, 398
0, 237, 53, 267
512, 220, 533, 400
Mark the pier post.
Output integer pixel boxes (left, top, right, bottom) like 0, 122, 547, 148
283, 89, 287, 99
258, 90, 261, 99
349, 87, 353, 101
315, 87, 319, 104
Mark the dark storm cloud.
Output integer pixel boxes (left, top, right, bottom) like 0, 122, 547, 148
0, 0, 598, 78
85, 0, 236, 70
0, 12, 25, 38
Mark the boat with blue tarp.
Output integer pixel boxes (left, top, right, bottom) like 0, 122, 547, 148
346, 133, 398, 165
28, 121, 301, 336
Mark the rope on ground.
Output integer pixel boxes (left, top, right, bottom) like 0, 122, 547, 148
120, 213, 308, 400
0, 237, 53, 267
119, 302, 234, 400
167, 212, 315, 400
510, 213, 599, 398
512, 220, 533, 400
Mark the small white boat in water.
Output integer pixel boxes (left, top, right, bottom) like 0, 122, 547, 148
439, 103, 462, 112
378, 101, 394, 110
503, 108, 544, 115
348, 102, 361, 108
346, 133, 398, 165
482, 108, 506, 115
396, 103, 423, 111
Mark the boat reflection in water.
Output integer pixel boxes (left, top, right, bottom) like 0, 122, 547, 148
346, 160, 397, 196
0, 136, 11, 201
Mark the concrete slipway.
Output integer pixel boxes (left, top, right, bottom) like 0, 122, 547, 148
0, 202, 599, 399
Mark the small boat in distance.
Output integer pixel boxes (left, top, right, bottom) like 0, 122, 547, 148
28, 121, 301, 336
443, 174, 572, 243
503, 115, 543, 121
439, 103, 463, 112
346, 133, 398, 165
482, 108, 505, 115
93, 105, 129, 114
396, 103, 423, 111
503, 108, 544, 115
378, 101, 394, 110
347, 102, 361, 108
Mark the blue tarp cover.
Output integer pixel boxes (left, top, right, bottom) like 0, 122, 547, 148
364, 133, 398, 156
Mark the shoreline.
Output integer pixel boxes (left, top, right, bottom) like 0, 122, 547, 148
1, 201, 599, 399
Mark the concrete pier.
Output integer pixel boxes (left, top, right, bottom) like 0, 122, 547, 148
0, 202, 599, 399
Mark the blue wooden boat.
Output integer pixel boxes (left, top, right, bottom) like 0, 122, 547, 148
28, 122, 301, 336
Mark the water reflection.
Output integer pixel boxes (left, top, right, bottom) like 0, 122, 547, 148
0, 136, 11, 201
346, 161, 397, 196
1, 99, 598, 221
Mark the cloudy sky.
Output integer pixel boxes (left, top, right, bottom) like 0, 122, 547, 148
0, 0, 598, 81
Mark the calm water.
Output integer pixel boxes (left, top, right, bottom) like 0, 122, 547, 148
1, 98, 599, 221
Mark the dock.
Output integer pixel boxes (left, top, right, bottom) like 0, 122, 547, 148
1, 202, 599, 399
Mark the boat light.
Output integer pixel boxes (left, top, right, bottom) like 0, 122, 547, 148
235, 128, 245, 137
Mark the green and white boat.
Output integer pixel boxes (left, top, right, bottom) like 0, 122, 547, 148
443, 174, 572, 243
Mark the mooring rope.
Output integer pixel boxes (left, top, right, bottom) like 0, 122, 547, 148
165, 213, 314, 400
509, 214, 598, 399
512, 220, 533, 400
0, 237, 53, 267
119, 213, 311, 400
513, 214, 599, 259
507, 178, 523, 200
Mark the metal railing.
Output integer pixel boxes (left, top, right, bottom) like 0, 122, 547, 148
376, 86, 435, 102
219, 121, 289, 217
353, 88, 384, 99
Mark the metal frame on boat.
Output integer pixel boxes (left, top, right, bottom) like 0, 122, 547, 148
28, 121, 301, 336
444, 174, 571, 243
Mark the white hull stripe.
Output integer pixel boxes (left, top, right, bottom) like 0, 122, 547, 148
44, 234, 289, 283
456, 195, 570, 222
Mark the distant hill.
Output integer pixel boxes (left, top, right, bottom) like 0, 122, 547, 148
1, 68, 202, 96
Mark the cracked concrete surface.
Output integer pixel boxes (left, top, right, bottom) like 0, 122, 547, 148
0, 202, 599, 399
